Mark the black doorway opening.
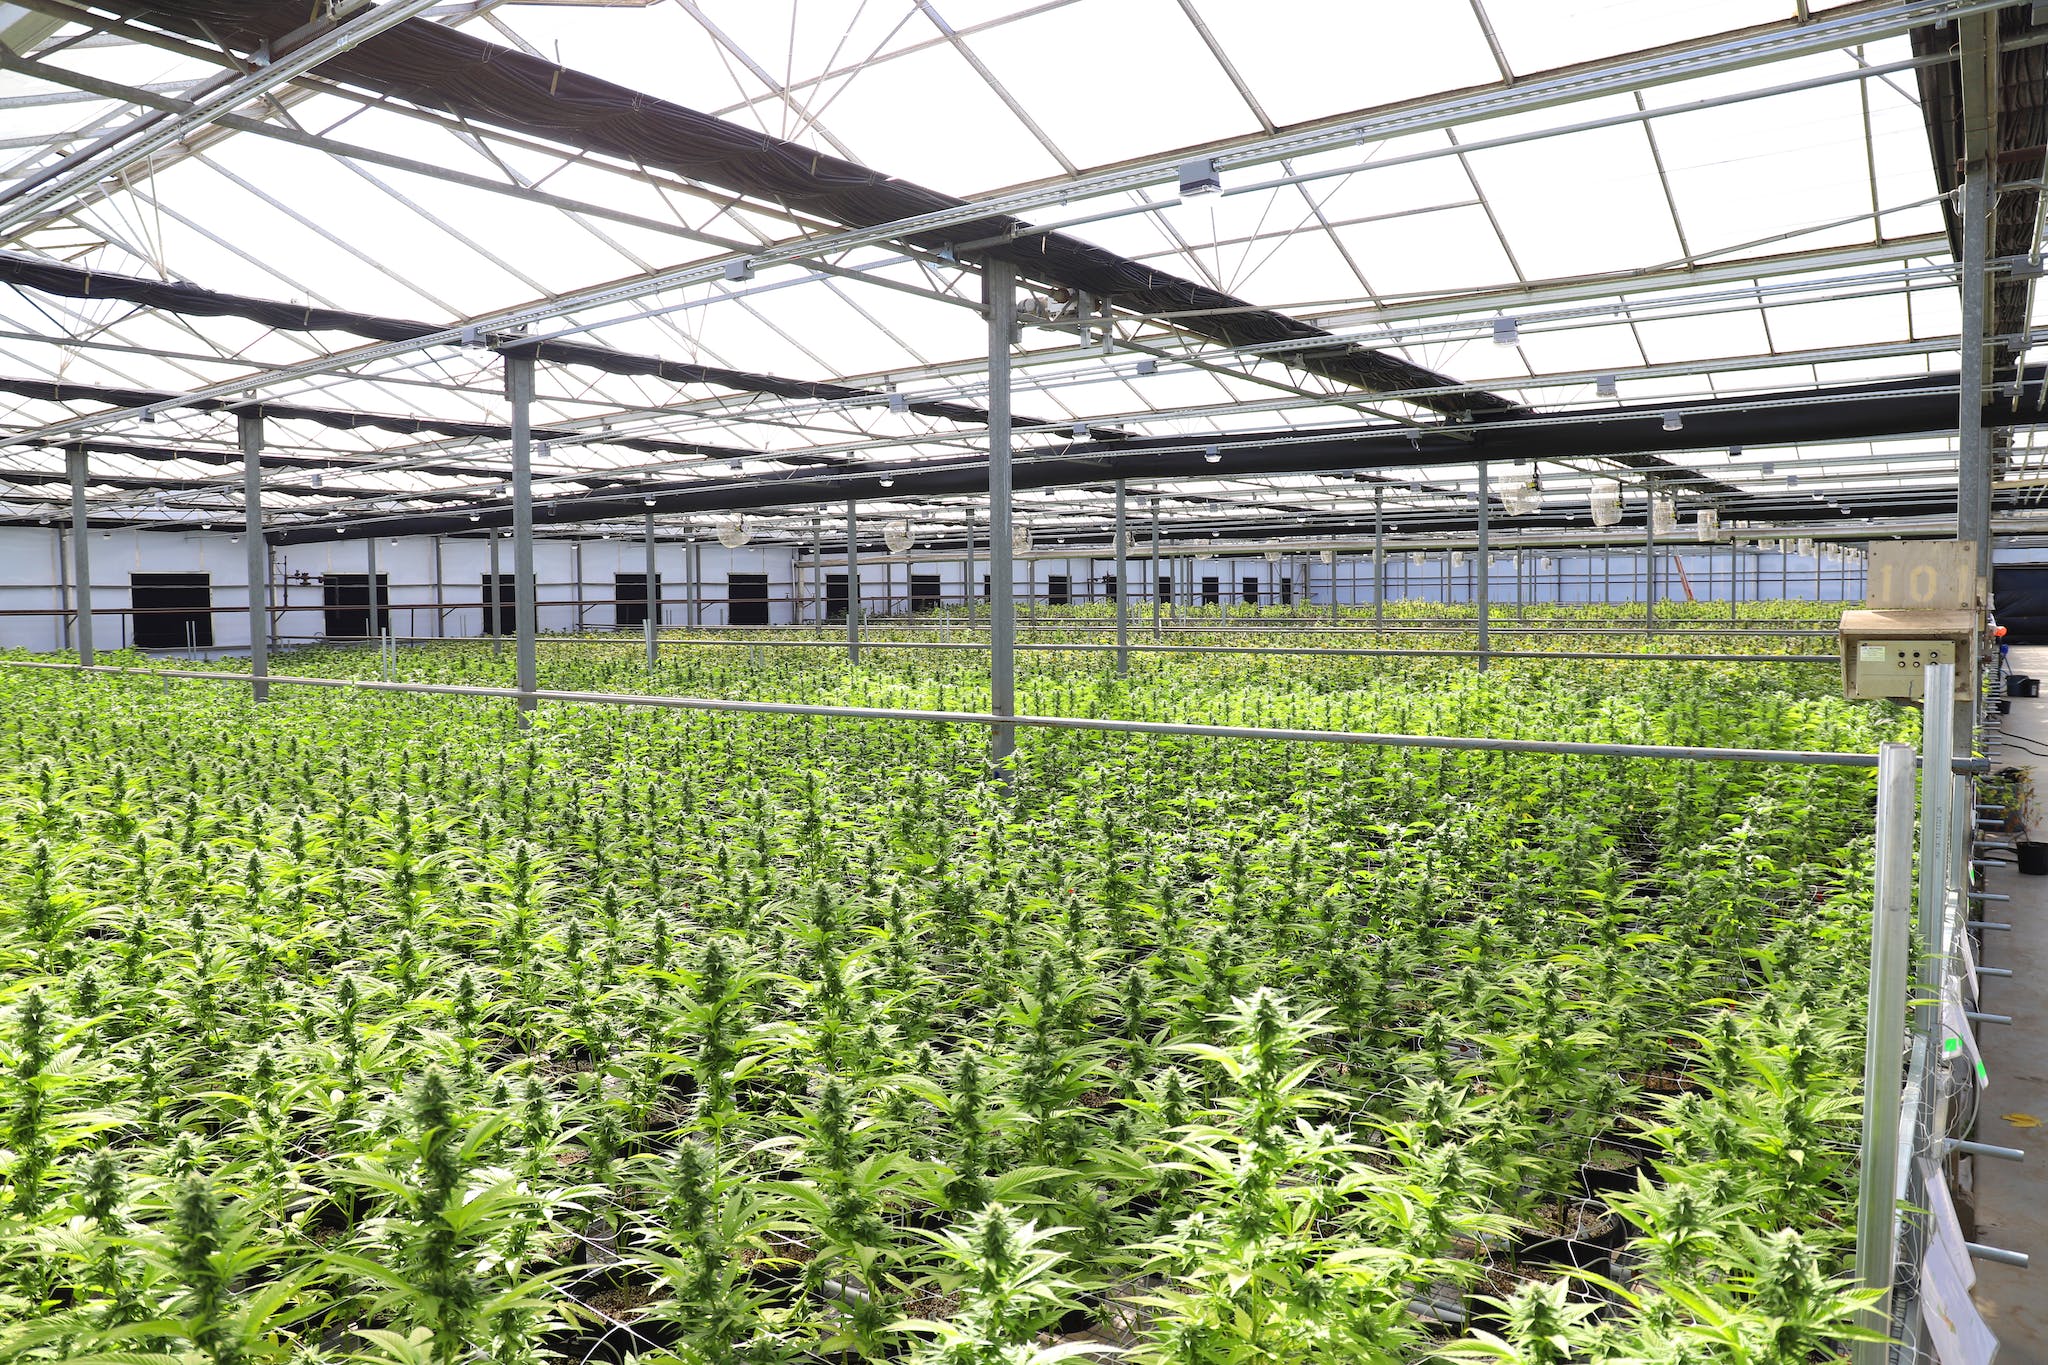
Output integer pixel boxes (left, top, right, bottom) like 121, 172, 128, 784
321, 573, 390, 638
481, 575, 517, 635
131, 573, 213, 649
729, 572, 769, 625
615, 573, 662, 629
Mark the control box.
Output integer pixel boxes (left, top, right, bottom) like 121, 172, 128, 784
1838, 608, 1977, 702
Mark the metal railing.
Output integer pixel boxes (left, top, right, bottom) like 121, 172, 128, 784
1853, 662, 2026, 1365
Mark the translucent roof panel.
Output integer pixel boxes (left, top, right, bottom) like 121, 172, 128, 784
0, 0, 2002, 537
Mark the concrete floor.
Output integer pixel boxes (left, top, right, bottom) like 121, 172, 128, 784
1969, 644, 2048, 1360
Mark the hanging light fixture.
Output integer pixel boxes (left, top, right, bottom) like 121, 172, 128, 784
1695, 508, 1721, 543
1650, 494, 1678, 537
1589, 479, 1622, 528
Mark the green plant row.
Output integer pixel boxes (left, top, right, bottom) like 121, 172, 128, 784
0, 631, 1906, 1364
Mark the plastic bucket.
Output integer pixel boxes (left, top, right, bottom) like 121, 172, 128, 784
2018, 842, 2048, 876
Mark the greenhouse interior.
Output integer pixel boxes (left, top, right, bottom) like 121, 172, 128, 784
3, 1, 2048, 1362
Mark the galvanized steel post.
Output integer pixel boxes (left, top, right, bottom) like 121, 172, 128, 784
1851, 740, 1919, 1363
66, 445, 93, 668
1476, 463, 1490, 672
1150, 498, 1163, 639
846, 498, 861, 663
1644, 489, 1659, 634
1113, 480, 1129, 676
644, 510, 658, 672
1958, 166, 1992, 585
240, 414, 267, 701
488, 530, 502, 656
506, 354, 537, 715
987, 258, 1018, 770
365, 533, 380, 659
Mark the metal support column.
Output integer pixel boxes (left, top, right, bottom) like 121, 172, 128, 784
1957, 112, 1993, 588
488, 531, 502, 657
572, 542, 586, 632
846, 498, 861, 663
1852, 740, 1919, 1363
812, 520, 824, 624
431, 535, 445, 639
365, 534, 380, 657
239, 413, 267, 701
965, 512, 977, 623
506, 354, 537, 714
644, 511, 659, 672
1149, 498, 1162, 639
987, 258, 1018, 771
689, 540, 703, 628
1645, 492, 1659, 633
1476, 463, 1490, 672
1916, 665, 1956, 1056
65, 446, 93, 668
1113, 480, 1129, 676
1373, 488, 1386, 631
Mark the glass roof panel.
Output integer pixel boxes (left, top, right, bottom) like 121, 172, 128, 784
961, 0, 1259, 168
1183, 0, 1499, 128
0, 0, 2004, 535
1481, 0, 1793, 76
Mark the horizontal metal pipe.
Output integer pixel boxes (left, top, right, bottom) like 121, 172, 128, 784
361, 632, 1837, 666
0, 657, 1930, 768
1949, 1139, 2026, 1161
1965, 1242, 2030, 1268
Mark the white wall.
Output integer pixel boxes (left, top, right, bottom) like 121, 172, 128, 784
1, 528, 814, 653
0, 529, 1876, 656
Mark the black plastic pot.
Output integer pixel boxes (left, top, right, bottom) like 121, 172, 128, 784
2009, 674, 2040, 698
2018, 842, 2048, 876
1577, 1158, 1646, 1199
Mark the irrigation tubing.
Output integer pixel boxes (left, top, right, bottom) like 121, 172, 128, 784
1, 658, 1986, 771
